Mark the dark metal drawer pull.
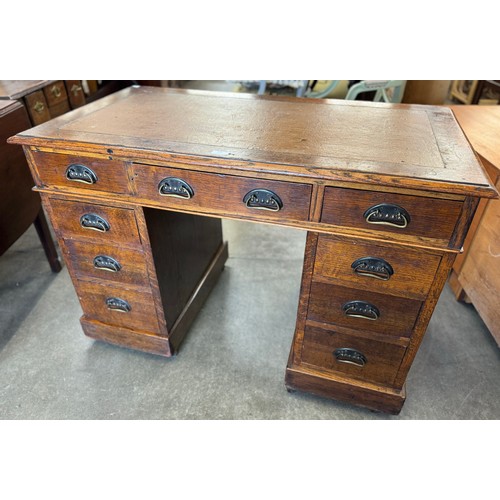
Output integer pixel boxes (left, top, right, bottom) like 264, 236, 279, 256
93, 255, 121, 273
243, 189, 283, 212
158, 177, 194, 199
351, 256, 394, 281
105, 297, 131, 313
65, 164, 98, 184
342, 300, 380, 321
334, 348, 367, 367
363, 203, 410, 228
80, 213, 110, 232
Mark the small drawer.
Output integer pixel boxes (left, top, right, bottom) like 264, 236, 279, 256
75, 280, 160, 334
49, 199, 141, 247
321, 187, 463, 244
308, 282, 422, 338
47, 100, 71, 118
131, 163, 312, 223
64, 240, 150, 288
32, 151, 131, 194
301, 325, 406, 386
42, 81, 68, 107
314, 235, 441, 300
24, 90, 51, 125
65, 80, 86, 109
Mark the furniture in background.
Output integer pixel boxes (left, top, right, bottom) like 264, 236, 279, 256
448, 105, 500, 346
10, 87, 496, 414
0, 100, 61, 271
471, 80, 500, 104
0, 80, 84, 125
344, 80, 406, 103
449, 81, 479, 104
402, 80, 452, 105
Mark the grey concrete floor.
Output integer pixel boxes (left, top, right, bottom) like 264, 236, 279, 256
1, 219, 499, 420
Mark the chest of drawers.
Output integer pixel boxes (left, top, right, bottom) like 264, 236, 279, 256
9, 87, 497, 413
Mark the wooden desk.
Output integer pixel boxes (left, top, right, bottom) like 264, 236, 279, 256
9, 87, 496, 413
449, 105, 500, 346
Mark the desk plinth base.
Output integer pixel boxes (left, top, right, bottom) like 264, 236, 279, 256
285, 364, 406, 414
81, 241, 229, 358
81, 318, 174, 357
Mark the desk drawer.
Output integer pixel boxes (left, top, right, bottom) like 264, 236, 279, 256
42, 81, 68, 108
308, 281, 422, 338
314, 235, 441, 300
301, 325, 406, 386
32, 151, 131, 195
132, 164, 312, 223
24, 90, 51, 125
49, 199, 141, 247
64, 240, 150, 288
75, 279, 160, 334
321, 187, 463, 243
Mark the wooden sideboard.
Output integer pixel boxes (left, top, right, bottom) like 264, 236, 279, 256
9, 87, 497, 413
449, 105, 500, 346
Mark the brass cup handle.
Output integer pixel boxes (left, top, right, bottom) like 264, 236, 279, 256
33, 101, 45, 114
243, 189, 283, 212
342, 300, 380, 321
334, 348, 367, 367
105, 297, 131, 313
351, 256, 394, 281
80, 213, 110, 232
93, 255, 121, 273
66, 164, 98, 184
51, 85, 62, 98
158, 177, 194, 199
363, 203, 411, 228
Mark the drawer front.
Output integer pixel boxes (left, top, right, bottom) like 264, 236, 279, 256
308, 282, 422, 338
132, 164, 312, 223
24, 90, 51, 125
65, 80, 86, 109
42, 81, 68, 107
314, 235, 441, 300
301, 325, 406, 386
321, 187, 463, 243
64, 240, 150, 288
32, 151, 131, 194
75, 280, 160, 334
47, 100, 71, 118
49, 199, 141, 247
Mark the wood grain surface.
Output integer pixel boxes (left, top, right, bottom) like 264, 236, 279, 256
9, 86, 497, 198
313, 235, 442, 300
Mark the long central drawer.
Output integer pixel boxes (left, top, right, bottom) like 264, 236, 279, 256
131, 163, 312, 223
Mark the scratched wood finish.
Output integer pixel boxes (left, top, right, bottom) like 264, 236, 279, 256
32, 151, 131, 195
321, 186, 464, 246
75, 279, 161, 334
63, 239, 150, 288
132, 163, 312, 223
9, 88, 499, 414
308, 281, 422, 338
9, 87, 496, 199
48, 198, 142, 247
301, 325, 407, 386
314, 235, 442, 300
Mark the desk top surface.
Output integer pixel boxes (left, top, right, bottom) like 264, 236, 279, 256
10, 86, 497, 198
0, 80, 54, 100
450, 105, 500, 171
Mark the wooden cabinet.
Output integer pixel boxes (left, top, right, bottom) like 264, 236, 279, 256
448, 105, 500, 346
9, 87, 497, 413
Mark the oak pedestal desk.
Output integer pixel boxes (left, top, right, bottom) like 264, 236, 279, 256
10, 87, 497, 414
